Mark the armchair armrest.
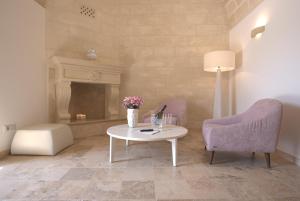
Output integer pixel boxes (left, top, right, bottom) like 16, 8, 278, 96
204, 114, 243, 125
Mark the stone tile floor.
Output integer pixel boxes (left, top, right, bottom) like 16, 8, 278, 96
0, 129, 300, 201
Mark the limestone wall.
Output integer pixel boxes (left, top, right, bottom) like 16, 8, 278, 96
46, 0, 119, 122
46, 0, 118, 66
46, 0, 230, 128
117, 0, 229, 128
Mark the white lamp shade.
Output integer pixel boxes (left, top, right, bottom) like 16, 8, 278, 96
204, 50, 235, 72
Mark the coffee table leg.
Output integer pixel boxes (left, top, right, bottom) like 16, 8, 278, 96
171, 139, 177, 167
109, 136, 114, 163
126, 140, 129, 146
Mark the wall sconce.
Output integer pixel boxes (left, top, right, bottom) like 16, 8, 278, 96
251, 26, 266, 39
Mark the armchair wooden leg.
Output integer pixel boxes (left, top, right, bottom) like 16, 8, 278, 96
204, 146, 207, 151
210, 151, 215, 165
252, 152, 255, 158
265, 153, 271, 168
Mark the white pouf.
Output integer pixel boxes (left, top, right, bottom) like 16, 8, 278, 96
11, 124, 74, 156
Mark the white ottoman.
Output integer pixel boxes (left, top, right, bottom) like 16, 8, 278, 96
11, 124, 74, 156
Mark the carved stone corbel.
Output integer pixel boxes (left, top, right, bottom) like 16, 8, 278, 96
105, 84, 120, 119
55, 81, 71, 122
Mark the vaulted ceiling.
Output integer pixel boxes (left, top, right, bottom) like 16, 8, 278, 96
34, 0, 47, 7
223, 0, 264, 27
34, 0, 263, 28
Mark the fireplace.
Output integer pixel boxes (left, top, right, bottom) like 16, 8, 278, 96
49, 56, 121, 123
69, 82, 106, 121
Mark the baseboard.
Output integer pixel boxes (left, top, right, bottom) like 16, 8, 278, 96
0, 150, 9, 159
297, 158, 300, 166
276, 149, 300, 166
69, 119, 126, 139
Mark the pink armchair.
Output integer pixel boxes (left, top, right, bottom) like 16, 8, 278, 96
202, 99, 283, 168
143, 99, 187, 126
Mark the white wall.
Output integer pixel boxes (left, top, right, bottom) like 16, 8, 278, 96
0, 0, 47, 152
230, 0, 300, 165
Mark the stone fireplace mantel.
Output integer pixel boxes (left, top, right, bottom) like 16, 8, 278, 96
49, 56, 122, 123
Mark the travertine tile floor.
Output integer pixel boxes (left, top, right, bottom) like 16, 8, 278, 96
0, 129, 300, 201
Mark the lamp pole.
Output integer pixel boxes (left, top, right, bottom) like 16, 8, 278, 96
203, 50, 235, 119
213, 67, 222, 118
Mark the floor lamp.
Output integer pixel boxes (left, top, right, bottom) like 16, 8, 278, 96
204, 51, 235, 118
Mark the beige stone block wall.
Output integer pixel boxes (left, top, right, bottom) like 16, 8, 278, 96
224, 0, 264, 28
46, 0, 119, 66
46, 0, 231, 128
117, 0, 229, 128
46, 0, 119, 122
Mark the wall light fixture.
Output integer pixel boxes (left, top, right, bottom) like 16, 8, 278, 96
251, 26, 265, 39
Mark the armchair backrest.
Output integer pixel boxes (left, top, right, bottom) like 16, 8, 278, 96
242, 99, 283, 151
243, 99, 282, 122
159, 98, 187, 126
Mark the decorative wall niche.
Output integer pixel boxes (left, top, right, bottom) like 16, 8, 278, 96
80, 5, 95, 18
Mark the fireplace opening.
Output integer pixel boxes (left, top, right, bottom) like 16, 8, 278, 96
69, 82, 105, 121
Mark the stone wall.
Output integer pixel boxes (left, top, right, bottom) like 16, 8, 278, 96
224, 0, 264, 28
117, 0, 229, 128
46, 0, 118, 66
46, 0, 119, 122
46, 0, 230, 128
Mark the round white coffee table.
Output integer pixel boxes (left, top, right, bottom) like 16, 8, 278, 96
107, 123, 188, 166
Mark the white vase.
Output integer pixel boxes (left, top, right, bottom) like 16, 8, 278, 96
87, 49, 97, 60
127, 109, 138, 128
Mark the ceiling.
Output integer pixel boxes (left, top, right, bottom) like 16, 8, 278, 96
34, 0, 47, 8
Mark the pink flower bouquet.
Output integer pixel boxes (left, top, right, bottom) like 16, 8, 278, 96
122, 96, 144, 109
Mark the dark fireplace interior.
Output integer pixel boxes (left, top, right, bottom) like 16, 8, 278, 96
69, 82, 105, 121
